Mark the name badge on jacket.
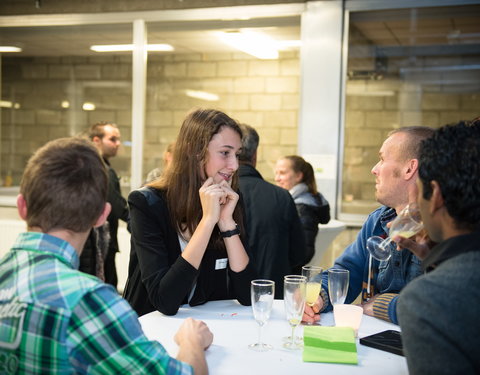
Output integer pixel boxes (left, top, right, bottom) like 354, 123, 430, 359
215, 258, 228, 270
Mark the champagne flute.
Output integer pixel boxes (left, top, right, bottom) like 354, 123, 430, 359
282, 275, 305, 343
328, 269, 349, 306
249, 279, 275, 351
283, 275, 306, 350
366, 203, 423, 261
301, 265, 322, 325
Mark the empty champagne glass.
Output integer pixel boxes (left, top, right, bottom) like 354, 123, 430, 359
302, 265, 322, 325
366, 203, 423, 261
283, 275, 306, 350
249, 279, 275, 351
328, 269, 349, 306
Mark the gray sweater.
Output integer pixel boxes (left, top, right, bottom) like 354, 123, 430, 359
397, 232, 480, 375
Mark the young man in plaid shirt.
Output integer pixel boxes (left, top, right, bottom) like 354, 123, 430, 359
0, 137, 213, 374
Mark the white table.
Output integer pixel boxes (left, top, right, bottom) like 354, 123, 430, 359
139, 300, 408, 375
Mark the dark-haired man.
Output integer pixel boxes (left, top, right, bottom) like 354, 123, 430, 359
237, 123, 306, 298
397, 120, 480, 374
0, 137, 212, 374
304, 126, 434, 325
89, 122, 129, 289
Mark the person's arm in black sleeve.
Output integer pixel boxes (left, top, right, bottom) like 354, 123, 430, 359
295, 204, 319, 265
317, 193, 330, 224
288, 197, 307, 272
128, 189, 198, 315
228, 234, 257, 305
108, 168, 129, 223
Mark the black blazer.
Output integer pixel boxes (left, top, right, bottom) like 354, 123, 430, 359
123, 187, 256, 316
238, 164, 306, 298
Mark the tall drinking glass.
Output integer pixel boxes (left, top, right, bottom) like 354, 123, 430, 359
249, 279, 275, 351
301, 265, 322, 325
328, 269, 349, 306
283, 275, 306, 350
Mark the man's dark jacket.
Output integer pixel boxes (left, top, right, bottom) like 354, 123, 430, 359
104, 158, 129, 288
238, 164, 306, 298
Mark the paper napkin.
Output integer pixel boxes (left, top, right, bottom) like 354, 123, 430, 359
303, 326, 358, 365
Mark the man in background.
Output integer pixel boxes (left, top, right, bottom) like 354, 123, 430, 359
397, 120, 480, 374
237, 123, 306, 298
304, 126, 434, 324
89, 121, 129, 289
0, 137, 212, 374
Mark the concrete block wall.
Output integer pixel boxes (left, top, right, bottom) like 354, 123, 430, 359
1, 51, 300, 186
142, 51, 301, 182
342, 24, 480, 215
342, 77, 480, 215
1, 55, 132, 185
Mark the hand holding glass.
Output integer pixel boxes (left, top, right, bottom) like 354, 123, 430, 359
283, 275, 306, 350
366, 203, 423, 261
249, 279, 275, 351
328, 269, 349, 306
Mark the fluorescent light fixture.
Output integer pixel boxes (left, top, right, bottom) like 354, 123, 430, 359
82, 102, 96, 111
218, 30, 279, 59
0, 100, 20, 109
185, 90, 219, 101
346, 87, 395, 97
90, 44, 174, 52
277, 40, 302, 49
61, 100, 70, 109
0, 46, 22, 53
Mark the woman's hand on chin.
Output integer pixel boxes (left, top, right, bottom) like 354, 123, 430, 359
199, 177, 226, 226
217, 180, 238, 225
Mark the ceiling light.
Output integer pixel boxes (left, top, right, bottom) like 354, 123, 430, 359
82, 102, 96, 111
0, 100, 21, 108
0, 46, 22, 53
185, 90, 219, 101
218, 31, 279, 60
90, 44, 174, 52
61, 100, 70, 109
147, 44, 175, 52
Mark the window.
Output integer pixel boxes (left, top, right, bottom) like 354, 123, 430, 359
341, 4, 480, 218
0, 23, 133, 199
144, 18, 301, 181
0, 7, 302, 204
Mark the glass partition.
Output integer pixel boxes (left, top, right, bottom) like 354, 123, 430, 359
144, 17, 301, 182
0, 23, 133, 199
341, 4, 480, 216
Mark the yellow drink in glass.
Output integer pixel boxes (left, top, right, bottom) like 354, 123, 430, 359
305, 282, 321, 307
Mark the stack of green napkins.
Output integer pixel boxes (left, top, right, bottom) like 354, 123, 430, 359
303, 326, 358, 365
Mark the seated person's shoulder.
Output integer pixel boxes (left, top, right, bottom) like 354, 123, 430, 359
129, 186, 165, 206
368, 205, 391, 220
33, 264, 109, 309
268, 181, 293, 197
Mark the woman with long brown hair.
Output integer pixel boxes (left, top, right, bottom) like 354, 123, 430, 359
123, 109, 256, 316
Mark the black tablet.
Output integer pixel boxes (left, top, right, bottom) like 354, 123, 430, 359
359, 330, 404, 356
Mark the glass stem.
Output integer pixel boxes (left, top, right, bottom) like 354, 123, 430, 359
380, 237, 393, 251
290, 325, 296, 346
258, 323, 263, 344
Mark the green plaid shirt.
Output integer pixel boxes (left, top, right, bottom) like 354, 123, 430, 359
0, 232, 192, 375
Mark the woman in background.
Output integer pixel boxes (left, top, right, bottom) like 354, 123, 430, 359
124, 108, 256, 316
144, 142, 174, 184
275, 155, 330, 266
